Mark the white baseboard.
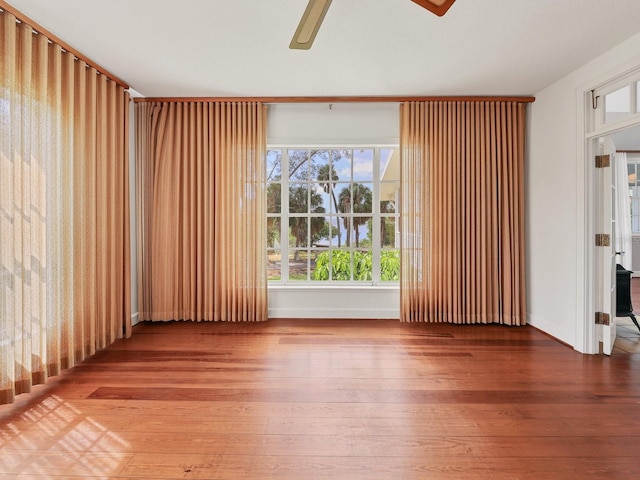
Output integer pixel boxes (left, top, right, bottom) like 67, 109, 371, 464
131, 312, 140, 326
268, 286, 400, 320
268, 307, 399, 319
527, 313, 574, 348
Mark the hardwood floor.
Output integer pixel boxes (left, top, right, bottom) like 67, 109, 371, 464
1, 319, 640, 479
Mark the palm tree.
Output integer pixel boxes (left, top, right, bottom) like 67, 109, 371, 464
380, 200, 395, 248
316, 164, 341, 247
288, 185, 326, 260
338, 183, 372, 248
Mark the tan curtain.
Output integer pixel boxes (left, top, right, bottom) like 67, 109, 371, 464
400, 101, 526, 325
0, 10, 130, 405
136, 101, 267, 322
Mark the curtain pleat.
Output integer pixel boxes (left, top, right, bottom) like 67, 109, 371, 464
0, 9, 130, 405
400, 101, 526, 325
136, 101, 267, 322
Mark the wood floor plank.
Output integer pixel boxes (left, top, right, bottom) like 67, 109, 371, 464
2, 319, 640, 479
118, 453, 640, 480
4, 430, 640, 458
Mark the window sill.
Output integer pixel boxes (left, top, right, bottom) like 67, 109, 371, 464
268, 283, 399, 291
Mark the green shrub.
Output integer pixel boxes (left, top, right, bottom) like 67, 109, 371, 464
313, 249, 399, 281
380, 249, 400, 281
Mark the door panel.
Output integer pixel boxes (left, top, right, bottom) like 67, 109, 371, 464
599, 142, 617, 355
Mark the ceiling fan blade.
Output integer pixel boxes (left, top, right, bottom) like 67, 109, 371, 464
410, 0, 456, 16
289, 0, 333, 50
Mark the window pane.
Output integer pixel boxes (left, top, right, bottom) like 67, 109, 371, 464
309, 248, 324, 280
353, 149, 374, 181
266, 150, 282, 181
310, 150, 330, 182
353, 183, 373, 214
331, 250, 352, 281
605, 85, 631, 123
338, 216, 372, 248
332, 150, 352, 181
312, 187, 329, 214
380, 249, 400, 282
289, 250, 308, 281
629, 164, 637, 186
289, 149, 310, 180
267, 183, 281, 213
309, 214, 329, 247
379, 217, 397, 248
289, 184, 309, 213
380, 149, 399, 180
352, 215, 371, 247
380, 148, 400, 246
313, 249, 331, 280
331, 217, 348, 248
289, 217, 308, 247
380, 198, 397, 214
317, 183, 336, 212
336, 183, 352, 213
267, 250, 281, 280
633, 197, 640, 233
324, 216, 340, 246
266, 218, 280, 248
637, 82, 640, 113
353, 250, 372, 281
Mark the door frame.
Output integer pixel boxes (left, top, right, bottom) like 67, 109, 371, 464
577, 65, 640, 354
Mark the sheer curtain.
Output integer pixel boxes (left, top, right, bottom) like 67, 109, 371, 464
1, 10, 131, 404
136, 101, 267, 322
615, 152, 633, 271
400, 101, 527, 325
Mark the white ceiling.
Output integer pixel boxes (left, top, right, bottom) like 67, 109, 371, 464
6, 0, 640, 98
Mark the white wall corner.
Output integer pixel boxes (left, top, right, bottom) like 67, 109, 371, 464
527, 313, 574, 349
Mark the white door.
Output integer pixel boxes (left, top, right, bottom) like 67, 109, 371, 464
597, 139, 617, 355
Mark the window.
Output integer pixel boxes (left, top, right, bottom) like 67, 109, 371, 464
604, 85, 631, 124
594, 78, 640, 130
628, 158, 640, 232
266, 147, 400, 284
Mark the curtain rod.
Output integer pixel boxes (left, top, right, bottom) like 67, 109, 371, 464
618, 150, 640, 153
134, 95, 536, 104
0, 1, 129, 89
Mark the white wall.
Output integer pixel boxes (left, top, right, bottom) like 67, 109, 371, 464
268, 102, 400, 146
527, 32, 640, 348
267, 103, 400, 319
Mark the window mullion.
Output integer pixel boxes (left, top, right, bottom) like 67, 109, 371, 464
307, 164, 312, 281
372, 148, 381, 284
281, 149, 290, 282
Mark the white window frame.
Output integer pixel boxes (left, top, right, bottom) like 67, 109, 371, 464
627, 155, 640, 233
266, 146, 399, 286
591, 74, 640, 134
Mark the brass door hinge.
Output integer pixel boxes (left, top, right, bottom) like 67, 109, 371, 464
595, 312, 610, 326
595, 155, 610, 168
595, 234, 610, 247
